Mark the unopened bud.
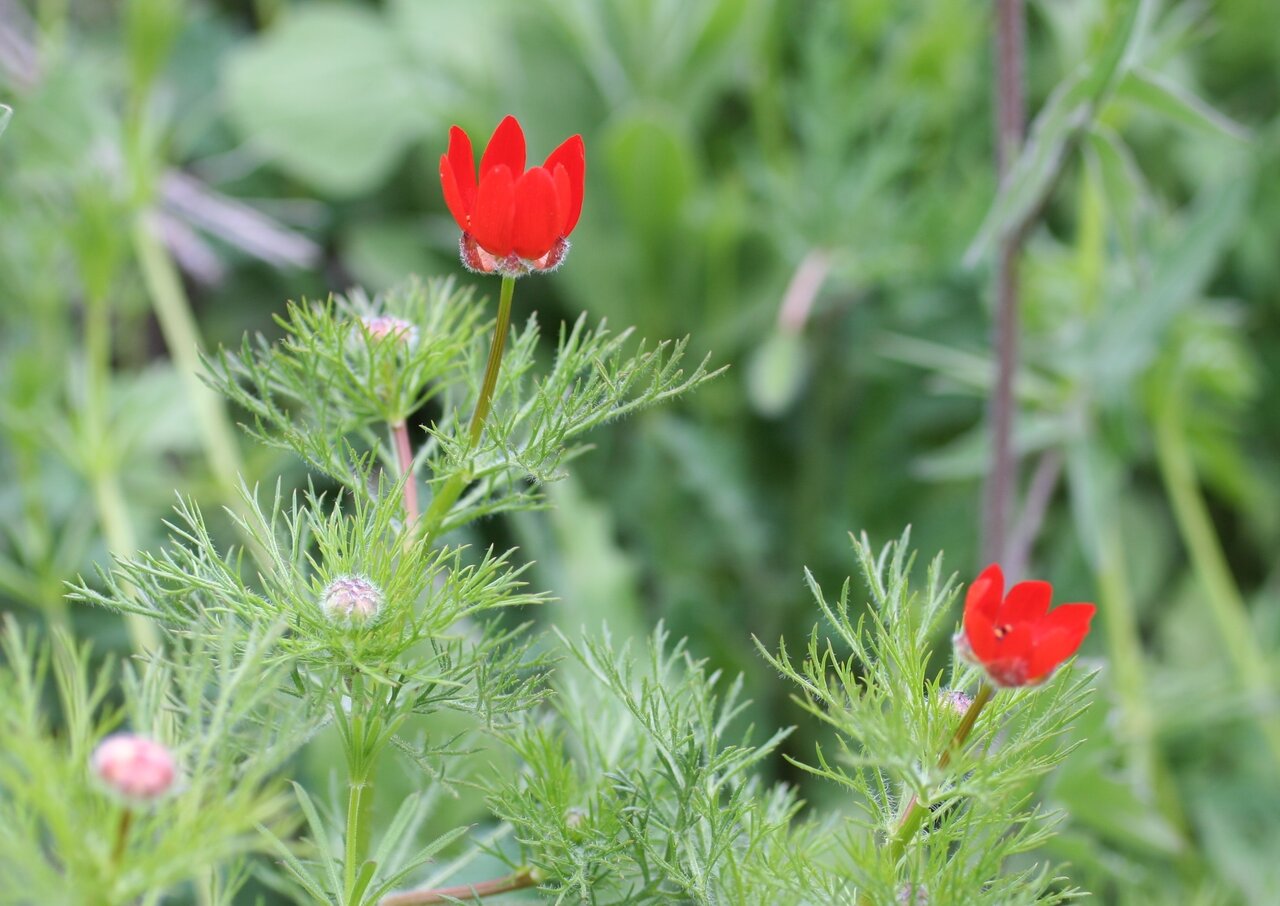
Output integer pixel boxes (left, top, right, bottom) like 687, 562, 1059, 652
564, 806, 587, 829
940, 690, 973, 716
321, 575, 383, 625
92, 734, 177, 801
358, 315, 418, 347
897, 882, 929, 905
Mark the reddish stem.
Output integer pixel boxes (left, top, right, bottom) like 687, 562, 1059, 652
392, 420, 419, 525
981, 0, 1027, 566
381, 867, 538, 905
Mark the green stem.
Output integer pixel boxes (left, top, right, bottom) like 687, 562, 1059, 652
888, 683, 994, 866
467, 275, 516, 447
1153, 381, 1280, 770
381, 867, 539, 906
345, 771, 372, 896
420, 275, 516, 539
131, 215, 245, 504
83, 290, 158, 652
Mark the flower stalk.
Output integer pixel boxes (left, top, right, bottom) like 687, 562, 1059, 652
420, 274, 516, 539
888, 683, 994, 865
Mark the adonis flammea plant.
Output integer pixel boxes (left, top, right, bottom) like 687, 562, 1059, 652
0, 113, 1103, 906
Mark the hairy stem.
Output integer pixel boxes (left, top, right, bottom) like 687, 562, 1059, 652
1153, 381, 1280, 769
381, 867, 539, 906
391, 421, 419, 524
981, 0, 1027, 565
888, 683, 994, 866
420, 275, 516, 539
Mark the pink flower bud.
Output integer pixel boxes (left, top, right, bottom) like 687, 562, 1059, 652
91, 734, 177, 801
940, 690, 973, 716
321, 575, 383, 625
358, 315, 419, 347
898, 882, 929, 905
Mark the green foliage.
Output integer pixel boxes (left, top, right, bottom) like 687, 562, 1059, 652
206, 278, 720, 533
3, 0, 1279, 902
760, 533, 1092, 904
0, 620, 305, 904
488, 625, 826, 904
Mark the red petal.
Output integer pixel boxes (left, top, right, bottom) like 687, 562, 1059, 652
440, 155, 470, 231
982, 621, 1034, 686
552, 163, 572, 234
480, 115, 526, 179
470, 164, 516, 258
1001, 580, 1053, 624
543, 134, 585, 235
963, 608, 1001, 664
446, 126, 477, 211
511, 167, 560, 260
965, 564, 1004, 622
1026, 604, 1096, 681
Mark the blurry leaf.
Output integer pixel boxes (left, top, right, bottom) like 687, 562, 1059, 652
224, 6, 434, 196
389, 0, 502, 84
913, 413, 1068, 481
1051, 759, 1185, 856
964, 0, 1152, 266
546, 476, 646, 645
1084, 125, 1150, 259
1065, 438, 1122, 569
1116, 68, 1249, 141
1092, 179, 1248, 388
126, 0, 184, 95
602, 110, 696, 244
342, 218, 446, 291
746, 328, 809, 417
0, 106, 11, 140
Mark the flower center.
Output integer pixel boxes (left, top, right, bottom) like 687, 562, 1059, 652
993, 623, 1013, 640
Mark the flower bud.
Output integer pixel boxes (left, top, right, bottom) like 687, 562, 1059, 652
897, 882, 929, 905
940, 690, 973, 716
358, 315, 419, 347
321, 575, 383, 625
91, 734, 177, 801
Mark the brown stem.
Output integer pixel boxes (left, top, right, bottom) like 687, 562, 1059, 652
110, 808, 134, 866
381, 867, 539, 906
391, 420, 419, 524
981, 0, 1027, 566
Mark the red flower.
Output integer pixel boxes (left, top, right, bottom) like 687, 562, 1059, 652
957, 564, 1095, 687
439, 115, 585, 277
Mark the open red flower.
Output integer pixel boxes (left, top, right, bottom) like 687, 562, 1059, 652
956, 564, 1095, 687
439, 115, 585, 277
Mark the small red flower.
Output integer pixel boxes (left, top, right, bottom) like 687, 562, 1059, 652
439, 115, 585, 277
956, 564, 1095, 687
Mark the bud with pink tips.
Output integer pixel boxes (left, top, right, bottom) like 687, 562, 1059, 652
357, 315, 419, 347
321, 575, 384, 625
91, 733, 177, 802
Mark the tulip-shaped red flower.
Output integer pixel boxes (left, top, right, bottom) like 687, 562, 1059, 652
956, 564, 1095, 687
440, 116, 585, 277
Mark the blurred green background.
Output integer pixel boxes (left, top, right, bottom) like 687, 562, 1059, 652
3, 0, 1280, 901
